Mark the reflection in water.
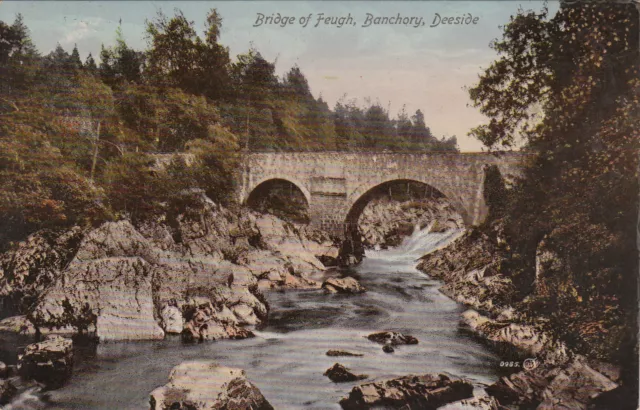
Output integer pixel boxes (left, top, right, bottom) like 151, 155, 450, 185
11, 227, 499, 410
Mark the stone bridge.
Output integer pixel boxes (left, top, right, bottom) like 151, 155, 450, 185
237, 151, 524, 238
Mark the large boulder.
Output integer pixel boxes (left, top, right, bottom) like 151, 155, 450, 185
181, 298, 253, 343
339, 373, 473, 410
367, 331, 418, 346
537, 358, 618, 409
149, 361, 273, 410
18, 336, 73, 389
242, 250, 319, 290
33, 256, 164, 341
254, 214, 327, 272
485, 357, 617, 409
322, 277, 366, 294
29, 221, 165, 341
0, 227, 84, 314
324, 363, 368, 383
460, 310, 569, 365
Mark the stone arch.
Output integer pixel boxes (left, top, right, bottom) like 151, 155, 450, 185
244, 175, 311, 205
342, 178, 471, 231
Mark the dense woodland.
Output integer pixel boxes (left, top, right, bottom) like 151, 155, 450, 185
0, 10, 457, 248
472, 2, 639, 371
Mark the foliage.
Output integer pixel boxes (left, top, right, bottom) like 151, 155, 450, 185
99, 26, 145, 87
144, 9, 232, 100
0, 7, 459, 249
471, 2, 639, 364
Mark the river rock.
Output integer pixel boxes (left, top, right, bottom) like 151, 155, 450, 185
28, 221, 166, 341
0, 227, 85, 313
160, 302, 183, 334
34, 256, 164, 341
243, 250, 288, 283
181, 299, 253, 343
322, 277, 366, 294
324, 363, 368, 383
367, 331, 418, 346
253, 213, 331, 275
485, 357, 617, 409
439, 395, 505, 410
537, 358, 618, 409
326, 350, 364, 357
149, 361, 273, 410
0, 379, 17, 404
18, 336, 73, 389
382, 344, 395, 353
460, 310, 569, 365
339, 373, 473, 410
486, 365, 557, 407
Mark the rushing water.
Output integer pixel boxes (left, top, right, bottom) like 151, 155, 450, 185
6, 227, 502, 410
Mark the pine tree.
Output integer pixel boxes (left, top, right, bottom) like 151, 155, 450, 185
84, 52, 97, 73
68, 44, 82, 70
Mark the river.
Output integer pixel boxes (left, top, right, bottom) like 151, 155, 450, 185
7, 227, 501, 409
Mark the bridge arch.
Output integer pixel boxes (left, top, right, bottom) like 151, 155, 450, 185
243, 175, 311, 205
341, 177, 472, 231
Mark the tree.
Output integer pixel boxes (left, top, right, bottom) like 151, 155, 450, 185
68, 44, 82, 70
99, 26, 144, 86
363, 104, 396, 150
469, 1, 639, 368
283, 65, 312, 99
144, 9, 231, 100
409, 109, 435, 146
84, 52, 97, 74
0, 14, 40, 96
396, 105, 413, 142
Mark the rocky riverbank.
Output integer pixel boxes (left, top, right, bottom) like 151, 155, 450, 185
416, 222, 632, 409
0, 189, 339, 344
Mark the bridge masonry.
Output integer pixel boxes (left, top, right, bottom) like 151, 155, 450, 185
238, 151, 524, 239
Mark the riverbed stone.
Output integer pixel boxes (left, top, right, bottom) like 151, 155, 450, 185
460, 309, 569, 365
326, 350, 364, 357
339, 373, 473, 410
324, 363, 368, 383
367, 331, 418, 346
537, 358, 618, 409
181, 299, 253, 342
439, 395, 505, 410
18, 336, 73, 389
0, 379, 17, 404
322, 277, 366, 294
160, 303, 183, 334
485, 356, 617, 409
149, 361, 274, 410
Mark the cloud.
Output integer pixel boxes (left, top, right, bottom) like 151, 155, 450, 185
60, 17, 103, 46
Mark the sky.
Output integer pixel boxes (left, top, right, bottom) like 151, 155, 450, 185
0, 1, 557, 152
